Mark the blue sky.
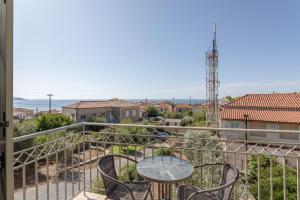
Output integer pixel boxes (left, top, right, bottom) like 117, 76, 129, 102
14, 0, 300, 99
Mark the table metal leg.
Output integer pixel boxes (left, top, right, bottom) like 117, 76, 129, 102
158, 183, 172, 200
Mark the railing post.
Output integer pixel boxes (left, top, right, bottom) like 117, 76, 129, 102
297, 157, 300, 200
257, 155, 260, 200
283, 156, 287, 200
83, 124, 86, 194
270, 156, 273, 200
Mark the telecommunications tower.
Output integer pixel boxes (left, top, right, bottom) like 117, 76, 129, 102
206, 24, 220, 127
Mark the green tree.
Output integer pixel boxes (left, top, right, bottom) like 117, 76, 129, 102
183, 130, 222, 188
249, 155, 297, 200
192, 111, 206, 126
182, 116, 194, 126
88, 115, 107, 123
155, 148, 172, 156
114, 119, 150, 145
223, 96, 239, 103
35, 114, 73, 154
161, 112, 183, 119
36, 114, 72, 131
13, 119, 37, 151
184, 130, 222, 165
146, 105, 158, 117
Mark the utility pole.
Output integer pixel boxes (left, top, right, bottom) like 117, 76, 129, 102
47, 94, 53, 113
35, 108, 38, 118
244, 114, 249, 151
189, 96, 192, 105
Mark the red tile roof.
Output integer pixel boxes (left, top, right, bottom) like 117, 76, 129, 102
13, 108, 34, 113
224, 93, 300, 110
221, 93, 300, 124
63, 99, 138, 109
158, 103, 172, 109
220, 109, 300, 124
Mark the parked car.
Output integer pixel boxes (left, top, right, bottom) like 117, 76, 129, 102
153, 130, 169, 141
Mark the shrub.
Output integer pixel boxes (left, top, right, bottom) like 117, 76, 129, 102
182, 116, 194, 126
36, 114, 72, 131
90, 178, 105, 195
155, 148, 172, 156
146, 106, 158, 117
192, 111, 206, 122
13, 119, 37, 151
118, 164, 141, 182
162, 112, 183, 119
249, 155, 297, 200
184, 130, 221, 165
88, 115, 107, 123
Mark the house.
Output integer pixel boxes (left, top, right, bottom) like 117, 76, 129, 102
156, 103, 173, 113
62, 98, 140, 123
138, 102, 151, 117
162, 118, 183, 126
13, 108, 34, 120
220, 93, 300, 168
37, 110, 62, 116
192, 104, 208, 113
174, 104, 193, 113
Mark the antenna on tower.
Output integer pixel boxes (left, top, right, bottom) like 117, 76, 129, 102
206, 23, 220, 127
213, 23, 217, 53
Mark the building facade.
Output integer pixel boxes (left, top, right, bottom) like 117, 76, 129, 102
62, 99, 140, 123
13, 108, 34, 120
156, 103, 173, 113
220, 93, 300, 168
174, 104, 193, 113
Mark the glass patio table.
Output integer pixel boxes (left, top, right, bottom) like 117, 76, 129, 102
136, 156, 193, 200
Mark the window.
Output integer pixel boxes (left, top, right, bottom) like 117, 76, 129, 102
80, 115, 86, 121
126, 110, 129, 117
132, 110, 136, 117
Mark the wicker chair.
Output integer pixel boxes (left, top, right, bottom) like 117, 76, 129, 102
177, 163, 239, 200
97, 155, 153, 200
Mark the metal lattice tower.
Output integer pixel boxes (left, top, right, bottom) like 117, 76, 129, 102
206, 24, 220, 127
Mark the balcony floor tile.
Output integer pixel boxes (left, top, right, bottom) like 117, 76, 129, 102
73, 191, 106, 200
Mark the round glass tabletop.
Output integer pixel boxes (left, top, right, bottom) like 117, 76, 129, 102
136, 156, 193, 183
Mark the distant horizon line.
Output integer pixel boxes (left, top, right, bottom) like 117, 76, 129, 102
14, 97, 206, 101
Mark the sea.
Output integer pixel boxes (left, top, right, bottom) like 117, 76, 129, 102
13, 99, 206, 112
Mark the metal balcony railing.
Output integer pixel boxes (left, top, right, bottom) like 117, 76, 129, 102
12, 122, 300, 200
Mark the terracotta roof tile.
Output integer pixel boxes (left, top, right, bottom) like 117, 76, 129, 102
224, 93, 300, 110
63, 99, 138, 109
13, 108, 34, 113
220, 109, 300, 124
158, 103, 172, 109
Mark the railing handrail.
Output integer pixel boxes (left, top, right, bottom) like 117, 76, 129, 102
83, 122, 300, 134
13, 122, 83, 142
13, 121, 300, 143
